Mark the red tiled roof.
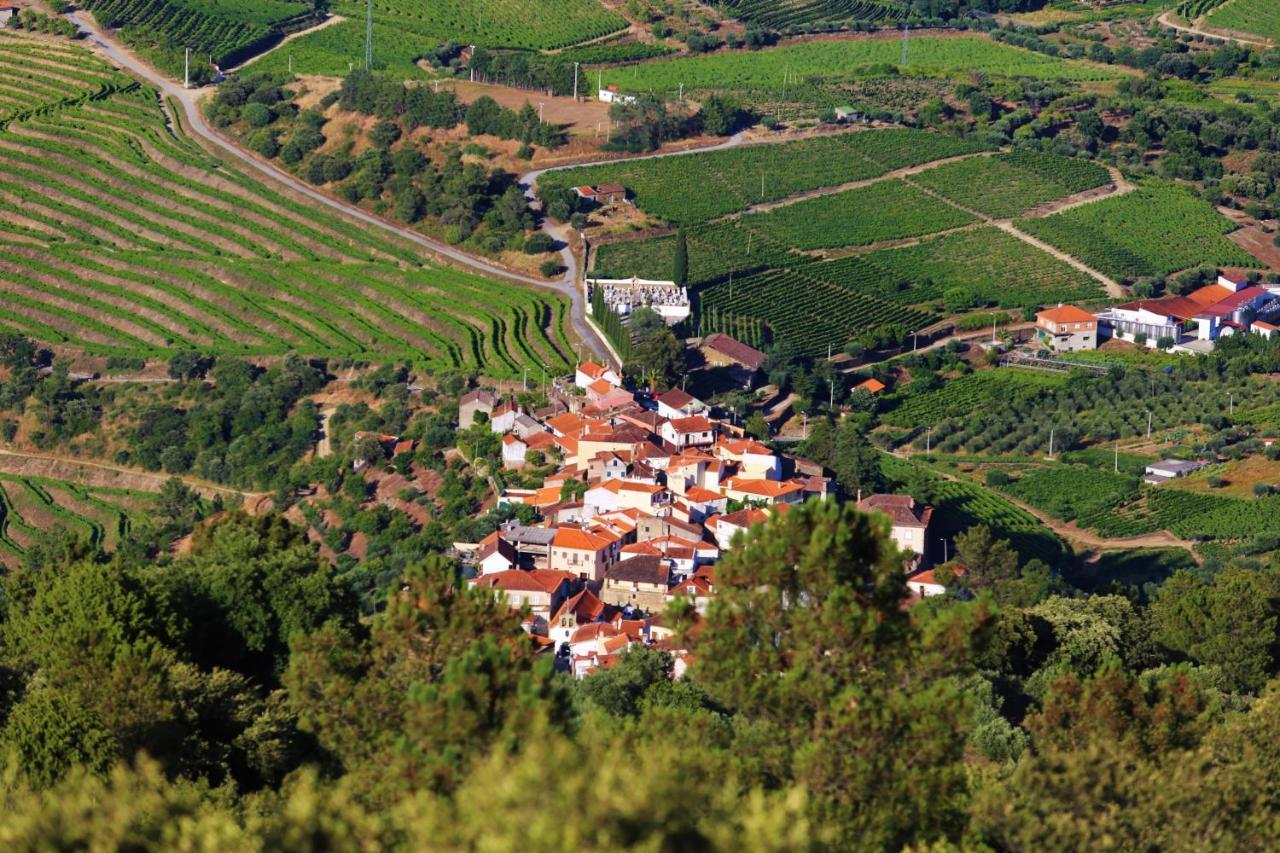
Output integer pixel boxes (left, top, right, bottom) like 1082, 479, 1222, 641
701, 333, 765, 371
858, 494, 932, 528
1036, 305, 1095, 325
668, 415, 713, 434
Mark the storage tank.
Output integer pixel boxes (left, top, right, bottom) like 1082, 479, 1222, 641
1232, 305, 1256, 326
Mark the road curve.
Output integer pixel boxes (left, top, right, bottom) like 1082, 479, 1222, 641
1156, 9, 1272, 48
66, 11, 613, 365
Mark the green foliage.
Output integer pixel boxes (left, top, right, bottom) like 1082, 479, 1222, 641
913, 151, 1110, 218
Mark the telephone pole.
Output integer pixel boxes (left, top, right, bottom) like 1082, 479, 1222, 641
573, 61, 580, 100
902, 24, 910, 68
184, 47, 190, 90
365, 0, 373, 69
1048, 428, 1054, 458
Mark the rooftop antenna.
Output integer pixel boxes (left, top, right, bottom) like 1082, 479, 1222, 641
901, 24, 909, 68
365, 0, 373, 70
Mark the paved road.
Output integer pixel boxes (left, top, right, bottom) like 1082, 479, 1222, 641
67, 11, 614, 365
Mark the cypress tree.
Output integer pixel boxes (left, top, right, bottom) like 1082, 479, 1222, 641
672, 228, 688, 286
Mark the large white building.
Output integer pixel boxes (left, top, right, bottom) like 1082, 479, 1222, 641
1095, 274, 1279, 353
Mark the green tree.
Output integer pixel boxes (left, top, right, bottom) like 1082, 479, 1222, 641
1, 689, 119, 788
954, 525, 1019, 591
686, 499, 984, 847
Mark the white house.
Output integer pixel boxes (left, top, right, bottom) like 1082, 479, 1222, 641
655, 388, 706, 420
575, 360, 621, 390
857, 494, 933, 566
501, 434, 528, 469
661, 415, 715, 449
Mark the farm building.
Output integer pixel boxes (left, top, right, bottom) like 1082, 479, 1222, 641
853, 377, 886, 395
1143, 459, 1208, 485
700, 333, 765, 387
1096, 277, 1280, 353
588, 277, 690, 325
0, 5, 17, 22
1035, 304, 1097, 353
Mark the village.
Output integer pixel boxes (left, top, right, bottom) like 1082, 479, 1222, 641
438, 347, 954, 679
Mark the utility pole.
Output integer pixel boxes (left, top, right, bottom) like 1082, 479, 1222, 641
940, 537, 948, 564
365, 0, 373, 70
184, 47, 190, 90
573, 61, 580, 101
902, 24, 910, 68
523, 366, 528, 392
802, 412, 808, 440
539, 102, 544, 123
911, 329, 918, 352
1048, 428, 1054, 459
288, 53, 293, 74
991, 313, 998, 345
1147, 410, 1152, 439
829, 378, 834, 410
679, 82, 684, 102
926, 426, 932, 454
1230, 391, 1234, 415
1115, 440, 1119, 474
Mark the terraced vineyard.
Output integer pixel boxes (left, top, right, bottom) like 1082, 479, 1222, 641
1018, 181, 1257, 280
0, 472, 156, 568
540, 128, 989, 227
1203, 0, 1280, 42
598, 36, 1129, 95
740, 179, 975, 250
912, 151, 1111, 218
1001, 465, 1145, 531
884, 370, 1066, 430
0, 34, 573, 377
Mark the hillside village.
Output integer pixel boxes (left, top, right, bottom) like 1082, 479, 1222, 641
449, 354, 946, 677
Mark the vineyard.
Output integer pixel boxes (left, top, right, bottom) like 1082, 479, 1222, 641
881, 455, 1066, 564
714, 0, 905, 29
698, 263, 935, 356
598, 35, 1129, 96
1000, 464, 1144, 532
864, 226, 1104, 308
79, 0, 314, 68
0, 36, 573, 377
740, 179, 976, 250
332, 0, 627, 51
885, 370, 1066, 430
1203, 0, 1280, 41
0, 472, 156, 568
540, 128, 989, 227
1017, 181, 1257, 280
912, 151, 1111, 219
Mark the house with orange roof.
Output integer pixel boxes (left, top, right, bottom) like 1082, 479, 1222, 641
575, 360, 621, 390
683, 485, 729, 519
549, 525, 623, 581
661, 415, 716, 449
721, 476, 806, 506
667, 574, 715, 614
1035, 304, 1097, 352
1253, 320, 1278, 341
584, 478, 668, 517
476, 531, 517, 575
906, 565, 967, 597
714, 437, 780, 481
545, 412, 587, 437
551, 587, 613, 647
853, 377, 886, 396
666, 453, 722, 495
471, 568, 577, 630
587, 450, 631, 482
656, 388, 706, 420
708, 506, 775, 549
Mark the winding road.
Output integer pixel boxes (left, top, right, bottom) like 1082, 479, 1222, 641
67, 11, 614, 364
1156, 8, 1272, 48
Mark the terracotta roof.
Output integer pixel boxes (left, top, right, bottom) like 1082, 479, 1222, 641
578, 361, 608, 380
570, 621, 618, 644
546, 412, 586, 436
1255, 321, 1279, 331
605, 555, 669, 586
1036, 305, 1095, 325
909, 565, 968, 586
553, 588, 607, 624
553, 526, 616, 551
724, 477, 804, 498
685, 486, 724, 503
473, 569, 569, 595
701, 333, 765, 371
460, 389, 498, 407
854, 378, 886, 395
595, 183, 626, 195
599, 479, 663, 495
588, 378, 614, 396
657, 388, 697, 410
857, 494, 932, 529
667, 415, 714, 434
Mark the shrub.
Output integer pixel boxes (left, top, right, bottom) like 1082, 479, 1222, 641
986, 469, 1011, 487
540, 259, 565, 277
523, 233, 555, 254
1254, 482, 1273, 497
1208, 476, 1227, 488
241, 102, 273, 127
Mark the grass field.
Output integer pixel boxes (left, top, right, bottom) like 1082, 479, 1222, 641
0, 472, 156, 568
0, 33, 573, 377
911, 151, 1112, 218
598, 35, 1128, 96
1017, 181, 1257, 280
1204, 0, 1280, 42
540, 128, 989, 227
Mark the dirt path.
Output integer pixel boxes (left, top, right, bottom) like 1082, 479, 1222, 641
1157, 7, 1273, 47
0, 447, 258, 502
1022, 165, 1136, 218
899, 172, 1129, 299
316, 406, 336, 458
722, 149, 999, 219
228, 15, 349, 72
